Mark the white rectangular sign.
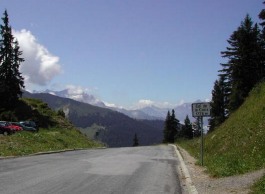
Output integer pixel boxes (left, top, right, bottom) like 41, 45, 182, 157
192, 102, 211, 117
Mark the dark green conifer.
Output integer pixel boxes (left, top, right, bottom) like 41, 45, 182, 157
183, 115, 193, 139
259, 2, 265, 27
163, 110, 179, 143
0, 10, 24, 109
208, 77, 226, 132
133, 133, 139, 147
259, 1, 265, 79
163, 111, 171, 143
168, 109, 179, 143
219, 15, 263, 113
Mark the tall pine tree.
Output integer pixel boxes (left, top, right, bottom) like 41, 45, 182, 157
133, 133, 139, 147
163, 110, 179, 143
259, 1, 265, 23
169, 109, 179, 142
259, 1, 265, 77
183, 115, 193, 139
219, 15, 263, 113
208, 77, 226, 132
163, 111, 171, 143
0, 10, 24, 109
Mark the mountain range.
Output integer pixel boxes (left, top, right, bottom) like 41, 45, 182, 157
23, 89, 206, 147
23, 91, 164, 147
39, 89, 196, 123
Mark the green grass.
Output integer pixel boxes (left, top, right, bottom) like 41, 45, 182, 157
251, 175, 265, 194
177, 82, 265, 192
0, 127, 102, 156
0, 98, 103, 157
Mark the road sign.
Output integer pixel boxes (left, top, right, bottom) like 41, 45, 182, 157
192, 102, 211, 117
191, 102, 211, 166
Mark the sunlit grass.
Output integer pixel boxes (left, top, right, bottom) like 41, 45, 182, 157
251, 175, 265, 194
0, 98, 102, 157
0, 127, 102, 157
178, 82, 265, 192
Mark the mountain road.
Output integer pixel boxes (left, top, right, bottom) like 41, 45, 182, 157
0, 145, 182, 194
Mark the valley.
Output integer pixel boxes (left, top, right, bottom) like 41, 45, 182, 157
23, 91, 165, 147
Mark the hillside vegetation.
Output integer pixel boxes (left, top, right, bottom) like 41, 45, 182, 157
179, 82, 265, 177
0, 98, 102, 157
23, 92, 163, 147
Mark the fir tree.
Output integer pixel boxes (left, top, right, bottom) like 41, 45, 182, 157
163, 111, 171, 143
259, 2, 265, 29
168, 109, 179, 143
219, 15, 263, 113
183, 115, 193, 139
163, 110, 179, 143
208, 77, 226, 132
133, 133, 139, 147
259, 1, 265, 78
0, 10, 24, 109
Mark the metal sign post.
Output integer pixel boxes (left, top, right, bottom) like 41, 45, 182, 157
200, 116, 204, 166
192, 102, 211, 166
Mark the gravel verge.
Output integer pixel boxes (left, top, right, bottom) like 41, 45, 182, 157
177, 146, 265, 194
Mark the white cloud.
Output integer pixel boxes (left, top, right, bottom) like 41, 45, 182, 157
104, 102, 122, 109
65, 85, 89, 101
138, 99, 155, 107
131, 99, 179, 109
66, 85, 87, 94
64, 85, 103, 106
13, 29, 62, 88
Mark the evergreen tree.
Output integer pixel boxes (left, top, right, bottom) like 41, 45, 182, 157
208, 77, 226, 132
133, 133, 139, 147
259, 2, 265, 31
183, 115, 193, 139
163, 110, 179, 143
259, 1, 265, 78
0, 10, 24, 109
169, 109, 179, 143
219, 15, 263, 113
163, 111, 171, 143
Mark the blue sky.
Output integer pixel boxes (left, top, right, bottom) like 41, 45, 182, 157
0, 0, 262, 109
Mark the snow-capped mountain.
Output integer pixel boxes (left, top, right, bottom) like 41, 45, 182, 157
138, 103, 194, 123
34, 89, 203, 122
116, 108, 164, 120
139, 106, 168, 119
115, 102, 197, 122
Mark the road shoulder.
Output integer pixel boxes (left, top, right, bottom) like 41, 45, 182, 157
171, 144, 198, 194
177, 145, 265, 194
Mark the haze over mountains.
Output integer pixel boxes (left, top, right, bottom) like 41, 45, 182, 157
23, 91, 163, 147
39, 89, 196, 123
23, 89, 207, 147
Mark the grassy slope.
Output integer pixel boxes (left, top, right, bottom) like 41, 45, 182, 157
178, 82, 265, 177
0, 98, 102, 157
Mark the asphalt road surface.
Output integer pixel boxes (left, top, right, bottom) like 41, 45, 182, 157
0, 145, 182, 194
